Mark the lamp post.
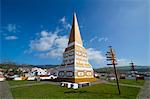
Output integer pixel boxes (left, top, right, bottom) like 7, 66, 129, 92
106, 46, 121, 95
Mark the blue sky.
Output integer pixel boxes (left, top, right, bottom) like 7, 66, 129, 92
1, 0, 149, 68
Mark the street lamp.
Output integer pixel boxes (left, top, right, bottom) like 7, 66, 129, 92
106, 46, 121, 95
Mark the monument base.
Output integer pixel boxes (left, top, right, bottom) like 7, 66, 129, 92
58, 77, 97, 83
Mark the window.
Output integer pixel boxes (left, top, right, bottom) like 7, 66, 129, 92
77, 71, 84, 77
59, 71, 65, 77
66, 71, 73, 77
86, 71, 92, 76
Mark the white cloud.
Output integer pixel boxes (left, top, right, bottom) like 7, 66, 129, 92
27, 16, 72, 58
54, 27, 63, 34
46, 35, 68, 58
60, 16, 66, 24
1, 24, 20, 40
5, 36, 18, 40
55, 35, 68, 48
30, 29, 106, 65
3, 24, 19, 33
60, 16, 71, 30
90, 36, 97, 42
117, 59, 130, 66
29, 29, 68, 58
41, 31, 49, 37
87, 48, 106, 64
29, 31, 58, 51
46, 48, 64, 58
98, 37, 108, 42
27, 17, 109, 66
90, 37, 108, 43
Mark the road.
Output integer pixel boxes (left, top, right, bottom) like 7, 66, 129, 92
136, 80, 150, 99
0, 81, 13, 99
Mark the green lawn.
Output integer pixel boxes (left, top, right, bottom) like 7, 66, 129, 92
10, 82, 140, 99
8, 80, 40, 86
109, 79, 144, 86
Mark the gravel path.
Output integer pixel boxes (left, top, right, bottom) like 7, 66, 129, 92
136, 80, 150, 99
0, 81, 13, 99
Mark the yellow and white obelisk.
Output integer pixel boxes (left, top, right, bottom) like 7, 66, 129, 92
58, 13, 96, 83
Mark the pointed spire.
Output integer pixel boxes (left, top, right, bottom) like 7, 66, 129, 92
68, 12, 83, 45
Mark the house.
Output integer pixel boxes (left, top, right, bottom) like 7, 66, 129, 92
31, 67, 47, 75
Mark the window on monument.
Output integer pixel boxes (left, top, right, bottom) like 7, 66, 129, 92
82, 61, 85, 64
64, 54, 66, 58
78, 52, 81, 55
71, 52, 73, 55
72, 60, 74, 63
72, 56, 75, 59
76, 52, 78, 55
79, 61, 81, 63
78, 72, 84, 76
87, 72, 92, 76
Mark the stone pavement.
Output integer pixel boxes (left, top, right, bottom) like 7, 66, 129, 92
0, 81, 13, 99
136, 80, 150, 99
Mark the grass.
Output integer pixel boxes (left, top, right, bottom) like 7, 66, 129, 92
8, 80, 40, 86
9, 81, 140, 99
109, 79, 144, 86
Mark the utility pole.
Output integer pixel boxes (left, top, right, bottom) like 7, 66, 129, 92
106, 46, 121, 95
130, 61, 135, 73
130, 61, 136, 81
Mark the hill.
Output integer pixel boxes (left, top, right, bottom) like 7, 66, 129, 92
94, 66, 150, 73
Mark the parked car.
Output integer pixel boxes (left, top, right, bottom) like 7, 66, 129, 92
28, 77, 36, 81
40, 75, 51, 80
49, 75, 57, 79
39, 75, 57, 80
14, 77, 22, 80
0, 75, 5, 81
110, 77, 116, 80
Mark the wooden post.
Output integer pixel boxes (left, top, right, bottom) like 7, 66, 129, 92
106, 46, 121, 95
113, 63, 121, 95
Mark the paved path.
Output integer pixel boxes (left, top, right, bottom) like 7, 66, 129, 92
0, 81, 13, 99
136, 80, 150, 99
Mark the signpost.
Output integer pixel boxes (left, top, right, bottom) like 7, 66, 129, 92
106, 46, 121, 95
